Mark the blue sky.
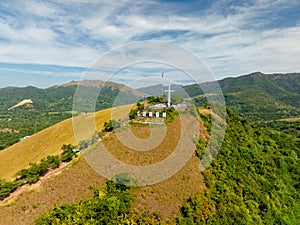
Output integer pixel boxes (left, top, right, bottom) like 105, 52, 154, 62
0, 0, 300, 88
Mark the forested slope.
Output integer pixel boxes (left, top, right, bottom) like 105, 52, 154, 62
178, 109, 299, 224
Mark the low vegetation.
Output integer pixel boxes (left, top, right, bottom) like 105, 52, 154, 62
34, 108, 299, 224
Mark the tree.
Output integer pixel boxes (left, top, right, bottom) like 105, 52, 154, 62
102, 120, 120, 132
136, 102, 145, 111
60, 144, 76, 162
171, 94, 183, 104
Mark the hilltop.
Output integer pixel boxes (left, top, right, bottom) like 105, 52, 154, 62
52, 79, 145, 97
0, 79, 144, 112
1, 72, 299, 150
0, 104, 205, 224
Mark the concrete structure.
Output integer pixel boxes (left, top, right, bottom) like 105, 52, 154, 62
148, 103, 166, 109
173, 103, 187, 110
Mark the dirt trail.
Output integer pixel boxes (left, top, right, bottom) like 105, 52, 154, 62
0, 162, 68, 206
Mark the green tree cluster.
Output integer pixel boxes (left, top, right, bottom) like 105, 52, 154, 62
163, 106, 178, 124
147, 96, 166, 104
102, 120, 121, 133
128, 102, 145, 120
0, 179, 21, 200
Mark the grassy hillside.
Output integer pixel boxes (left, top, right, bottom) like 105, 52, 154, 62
0, 156, 107, 225
0, 109, 205, 225
0, 105, 132, 181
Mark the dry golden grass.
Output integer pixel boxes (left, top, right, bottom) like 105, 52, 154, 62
102, 118, 181, 166
199, 108, 211, 115
0, 105, 132, 180
133, 154, 204, 220
129, 124, 151, 139
101, 116, 205, 219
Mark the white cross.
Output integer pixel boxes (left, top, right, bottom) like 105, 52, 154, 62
165, 84, 174, 107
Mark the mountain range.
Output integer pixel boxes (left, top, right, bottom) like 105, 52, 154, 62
0, 72, 299, 150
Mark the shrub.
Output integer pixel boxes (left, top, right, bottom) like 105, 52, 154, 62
0, 179, 21, 200
102, 120, 120, 132
60, 144, 77, 162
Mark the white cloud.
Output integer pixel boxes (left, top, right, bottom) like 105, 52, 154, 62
0, 0, 299, 87
24, 1, 58, 17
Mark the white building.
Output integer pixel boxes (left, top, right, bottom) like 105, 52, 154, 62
148, 103, 166, 109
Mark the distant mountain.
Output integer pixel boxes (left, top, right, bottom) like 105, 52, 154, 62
0, 80, 144, 112
137, 83, 183, 96
52, 79, 145, 97
183, 72, 300, 121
